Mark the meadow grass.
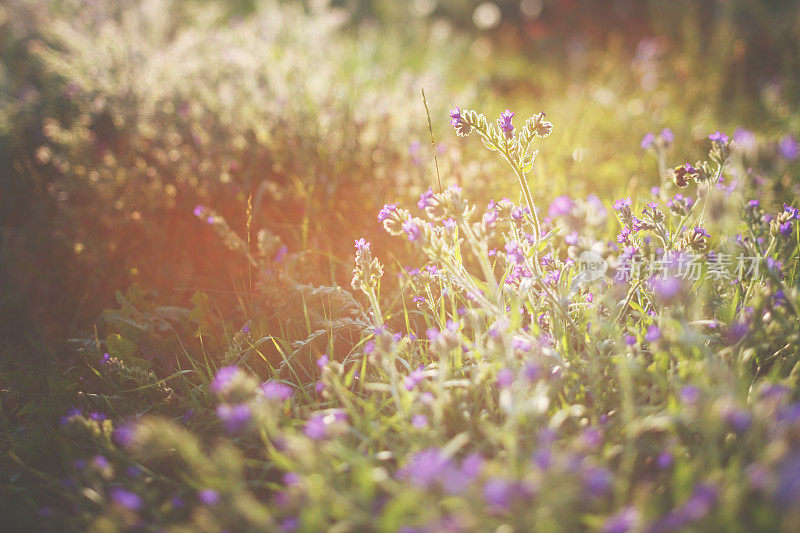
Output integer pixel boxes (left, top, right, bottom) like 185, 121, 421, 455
2, 1, 800, 531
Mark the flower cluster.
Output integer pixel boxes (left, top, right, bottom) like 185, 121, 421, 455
641, 128, 674, 150
28, 90, 800, 533
351, 238, 384, 292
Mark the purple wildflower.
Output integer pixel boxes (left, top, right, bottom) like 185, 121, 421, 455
402, 218, 422, 242
412, 414, 429, 428
461, 454, 485, 478
316, 354, 329, 370
582, 428, 603, 449
378, 203, 398, 222
652, 275, 683, 301
216, 403, 251, 434
548, 195, 574, 218
198, 489, 220, 506
512, 338, 532, 352
613, 197, 632, 211
721, 405, 752, 433
544, 270, 560, 286
496, 368, 514, 388
661, 128, 674, 145
111, 488, 142, 511
617, 227, 632, 244
531, 446, 552, 471
728, 319, 749, 342
565, 231, 579, 245
667, 193, 694, 209
679, 385, 700, 405
210, 366, 240, 395
641, 132, 655, 149
734, 128, 757, 156
498, 109, 515, 138
304, 415, 328, 440
524, 361, 543, 381
397, 448, 453, 489
280, 517, 300, 532
113, 423, 136, 448
283, 472, 300, 487
404, 367, 426, 391
483, 478, 516, 511
779, 135, 800, 160
418, 187, 434, 210
303, 411, 345, 440
583, 466, 613, 496
504, 240, 525, 265
262, 382, 294, 401
644, 325, 661, 342
449, 107, 462, 127
274, 245, 288, 262
760, 382, 791, 403
709, 131, 729, 144
657, 451, 673, 469
354, 238, 370, 252
766, 257, 782, 275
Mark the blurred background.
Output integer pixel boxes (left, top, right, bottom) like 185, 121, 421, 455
1, 0, 799, 365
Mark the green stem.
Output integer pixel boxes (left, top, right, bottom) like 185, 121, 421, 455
365, 287, 384, 328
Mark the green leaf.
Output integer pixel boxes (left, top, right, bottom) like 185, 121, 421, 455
106, 333, 137, 360
481, 137, 498, 152
19, 397, 63, 416
521, 159, 534, 173
520, 150, 538, 173
154, 306, 191, 323
105, 334, 151, 370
